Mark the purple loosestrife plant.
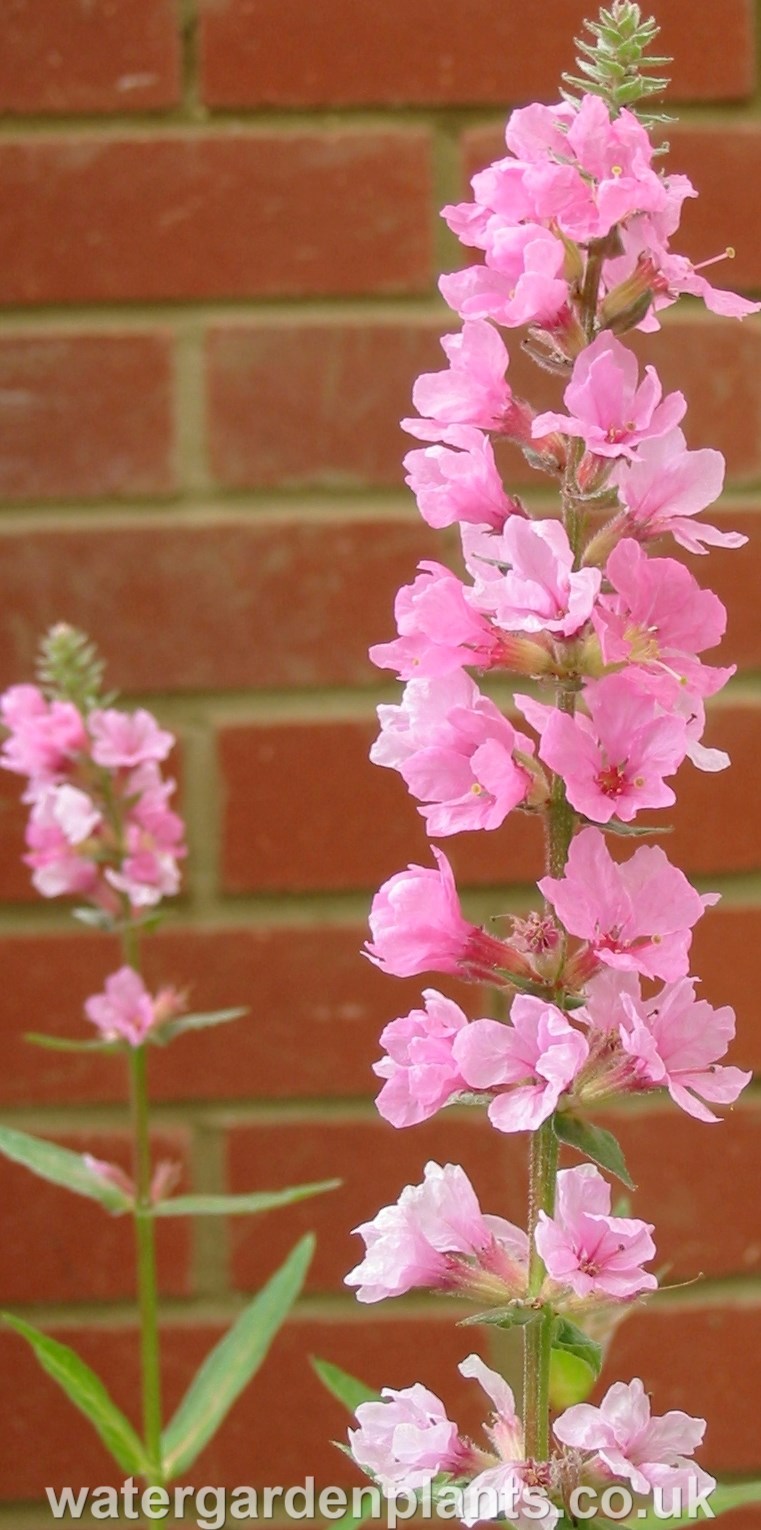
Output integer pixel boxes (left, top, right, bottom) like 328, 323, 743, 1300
0, 624, 338, 1488
316, 6, 761, 1527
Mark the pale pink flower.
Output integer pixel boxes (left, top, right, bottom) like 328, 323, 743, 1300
536, 1164, 657, 1299
466, 518, 601, 638
453, 996, 589, 1132
24, 786, 101, 900
371, 672, 534, 836
403, 426, 521, 531
345, 1161, 528, 1303
85, 966, 161, 1046
582, 969, 751, 1122
593, 539, 727, 695
539, 827, 715, 983
614, 429, 745, 554
0, 684, 87, 784
605, 223, 760, 326
458, 1355, 558, 1530
402, 320, 514, 438
369, 560, 502, 680
373, 989, 471, 1127
89, 707, 174, 769
532, 333, 685, 460
440, 225, 568, 329
349, 1385, 466, 1493
554, 1378, 715, 1502
106, 762, 186, 910
521, 674, 689, 823
83, 1155, 135, 1203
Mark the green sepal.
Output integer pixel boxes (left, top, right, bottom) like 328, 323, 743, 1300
151, 1180, 340, 1217
458, 1302, 540, 1330
554, 1113, 635, 1189
0, 1124, 132, 1213
161, 1233, 313, 1480
2, 1315, 148, 1475
311, 1357, 379, 1413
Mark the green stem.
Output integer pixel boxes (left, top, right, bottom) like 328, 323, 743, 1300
124, 922, 164, 1483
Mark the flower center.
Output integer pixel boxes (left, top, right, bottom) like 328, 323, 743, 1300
595, 762, 627, 798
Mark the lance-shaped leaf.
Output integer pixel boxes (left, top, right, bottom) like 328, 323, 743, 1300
554, 1113, 635, 1189
0, 1124, 132, 1213
25, 1032, 121, 1055
151, 1180, 340, 1218
161, 1233, 314, 1479
311, 1358, 379, 1413
152, 1008, 248, 1045
2, 1315, 148, 1476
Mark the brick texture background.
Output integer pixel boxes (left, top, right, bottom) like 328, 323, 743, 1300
0, 0, 760, 1522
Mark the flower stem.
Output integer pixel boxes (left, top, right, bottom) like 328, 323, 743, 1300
523, 1119, 559, 1459
124, 922, 164, 1483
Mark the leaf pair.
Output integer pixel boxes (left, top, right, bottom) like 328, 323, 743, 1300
4, 1234, 315, 1482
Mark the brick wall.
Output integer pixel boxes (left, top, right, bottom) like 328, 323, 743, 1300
0, 1, 760, 1522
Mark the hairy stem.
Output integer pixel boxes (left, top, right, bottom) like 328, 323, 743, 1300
124, 924, 164, 1483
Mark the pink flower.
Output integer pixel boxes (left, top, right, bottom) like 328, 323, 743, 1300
24, 786, 102, 900
453, 996, 589, 1132
532, 333, 686, 461
467, 518, 601, 638
106, 762, 186, 909
369, 560, 503, 680
458, 1356, 558, 1530
593, 539, 727, 695
365, 849, 477, 978
536, 1164, 657, 1299
373, 989, 471, 1127
402, 321, 514, 438
582, 969, 751, 1122
440, 225, 568, 329
614, 430, 745, 555
0, 684, 87, 784
89, 707, 175, 769
349, 1385, 466, 1493
85, 967, 162, 1046
345, 1161, 528, 1303
403, 426, 521, 531
520, 675, 689, 823
371, 672, 534, 836
554, 1378, 715, 1502
539, 827, 715, 983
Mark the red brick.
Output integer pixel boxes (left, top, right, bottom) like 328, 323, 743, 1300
0, 1314, 486, 1499
597, 1103, 761, 1281
228, 1113, 525, 1294
692, 908, 761, 1074
0, 1129, 191, 1304
0, 0, 180, 114
0, 925, 477, 1107
218, 706, 760, 895
0, 332, 175, 503
207, 317, 761, 490
0, 133, 432, 305
669, 126, 761, 293
200, 0, 754, 108
606, 1304, 761, 1474
0, 515, 437, 694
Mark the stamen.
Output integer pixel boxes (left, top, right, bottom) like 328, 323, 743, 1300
694, 247, 736, 272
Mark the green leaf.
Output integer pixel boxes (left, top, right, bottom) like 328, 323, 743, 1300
458, 1303, 539, 1330
554, 1113, 635, 1189
152, 1180, 340, 1217
584, 817, 672, 838
2, 1315, 147, 1475
153, 1007, 248, 1044
634, 1479, 761, 1529
0, 1124, 132, 1213
549, 1317, 602, 1408
311, 1358, 379, 1413
25, 1032, 121, 1055
161, 1233, 314, 1479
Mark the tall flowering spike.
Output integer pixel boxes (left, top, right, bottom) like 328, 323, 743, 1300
346, 10, 752, 1519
